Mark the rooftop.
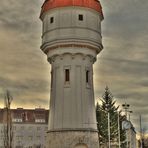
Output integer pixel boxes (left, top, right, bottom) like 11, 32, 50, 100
0, 108, 49, 124
41, 0, 103, 18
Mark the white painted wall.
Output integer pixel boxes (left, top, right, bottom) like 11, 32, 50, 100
0, 123, 48, 148
48, 53, 97, 130
41, 7, 102, 54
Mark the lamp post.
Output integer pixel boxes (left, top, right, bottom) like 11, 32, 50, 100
122, 103, 130, 118
128, 110, 133, 148
122, 103, 130, 148
106, 103, 111, 148
128, 111, 133, 121
108, 112, 111, 148
117, 111, 121, 148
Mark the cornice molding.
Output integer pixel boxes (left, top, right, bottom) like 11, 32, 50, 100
42, 43, 102, 55
48, 53, 96, 64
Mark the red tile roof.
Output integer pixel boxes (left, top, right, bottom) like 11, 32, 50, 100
40, 0, 103, 18
0, 108, 49, 124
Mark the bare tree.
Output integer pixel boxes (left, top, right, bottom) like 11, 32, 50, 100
3, 90, 13, 148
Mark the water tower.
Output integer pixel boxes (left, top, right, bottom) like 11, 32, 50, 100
40, 0, 103, 147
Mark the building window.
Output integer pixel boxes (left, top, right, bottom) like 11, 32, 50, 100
21, 126, 24, 130
29, 136, 33, 141
44, 127, 48, 131
12, 118, 22, 122
50, 17, 54, 23
65, 69, 70, 82
13, 126, 16, 130
36, 136, 41, 140
28, 126, 32, 130
86, 70, 89, 83
78, 14, 83, 21
37, 127, 41, 131
35, 119, 45, 123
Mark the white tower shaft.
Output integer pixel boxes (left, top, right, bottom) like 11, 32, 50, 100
49, 50, 97, 131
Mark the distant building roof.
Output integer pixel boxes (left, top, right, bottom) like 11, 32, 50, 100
0, 108, 49, 124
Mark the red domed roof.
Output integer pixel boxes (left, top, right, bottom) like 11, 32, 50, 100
41, 0, 103, 18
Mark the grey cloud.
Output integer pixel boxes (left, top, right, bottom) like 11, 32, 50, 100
139, 81, 148, 87
0, 0, 147, 133
94, 0, 148, 133
0, 0, 43, 47
14, 97, 49, 107
0, 76, 50, 97
0, 0, 41, 29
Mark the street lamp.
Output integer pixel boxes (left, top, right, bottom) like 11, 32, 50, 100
128, 111, 133, 148
122, 102, 131, 148
122, 103, 130, 118
128, 111, 133, 121
105, 104, 111, 148
108, 112, 111, 148
117, 110, 121, 148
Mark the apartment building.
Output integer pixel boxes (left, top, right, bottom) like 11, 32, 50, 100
0, 108, 48, 148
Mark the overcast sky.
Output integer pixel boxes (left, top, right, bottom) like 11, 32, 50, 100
0, 0, 148, 134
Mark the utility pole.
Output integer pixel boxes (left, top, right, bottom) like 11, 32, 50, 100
128, 111, 133, 121
108, 112, 111, 148
106, 102, 111, 148
117, 111, 121, 148
122, 103, 130, 118
128, 111, 133, 148
122, 102, 130, 148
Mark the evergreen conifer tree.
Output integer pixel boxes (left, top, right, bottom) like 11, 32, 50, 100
96, 87, 126, 147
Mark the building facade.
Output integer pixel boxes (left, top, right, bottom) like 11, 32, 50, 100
122, 120, 137, 148
128, 124, 137, 148
0, 108, 48, 148
40, 0, 103, 147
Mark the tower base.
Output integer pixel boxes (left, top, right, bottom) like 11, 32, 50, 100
46, 131, 99, 148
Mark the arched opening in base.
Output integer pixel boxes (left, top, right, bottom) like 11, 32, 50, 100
74, 143, 88, 148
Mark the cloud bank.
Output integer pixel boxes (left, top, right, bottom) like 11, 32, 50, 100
0, 0, 147, 133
